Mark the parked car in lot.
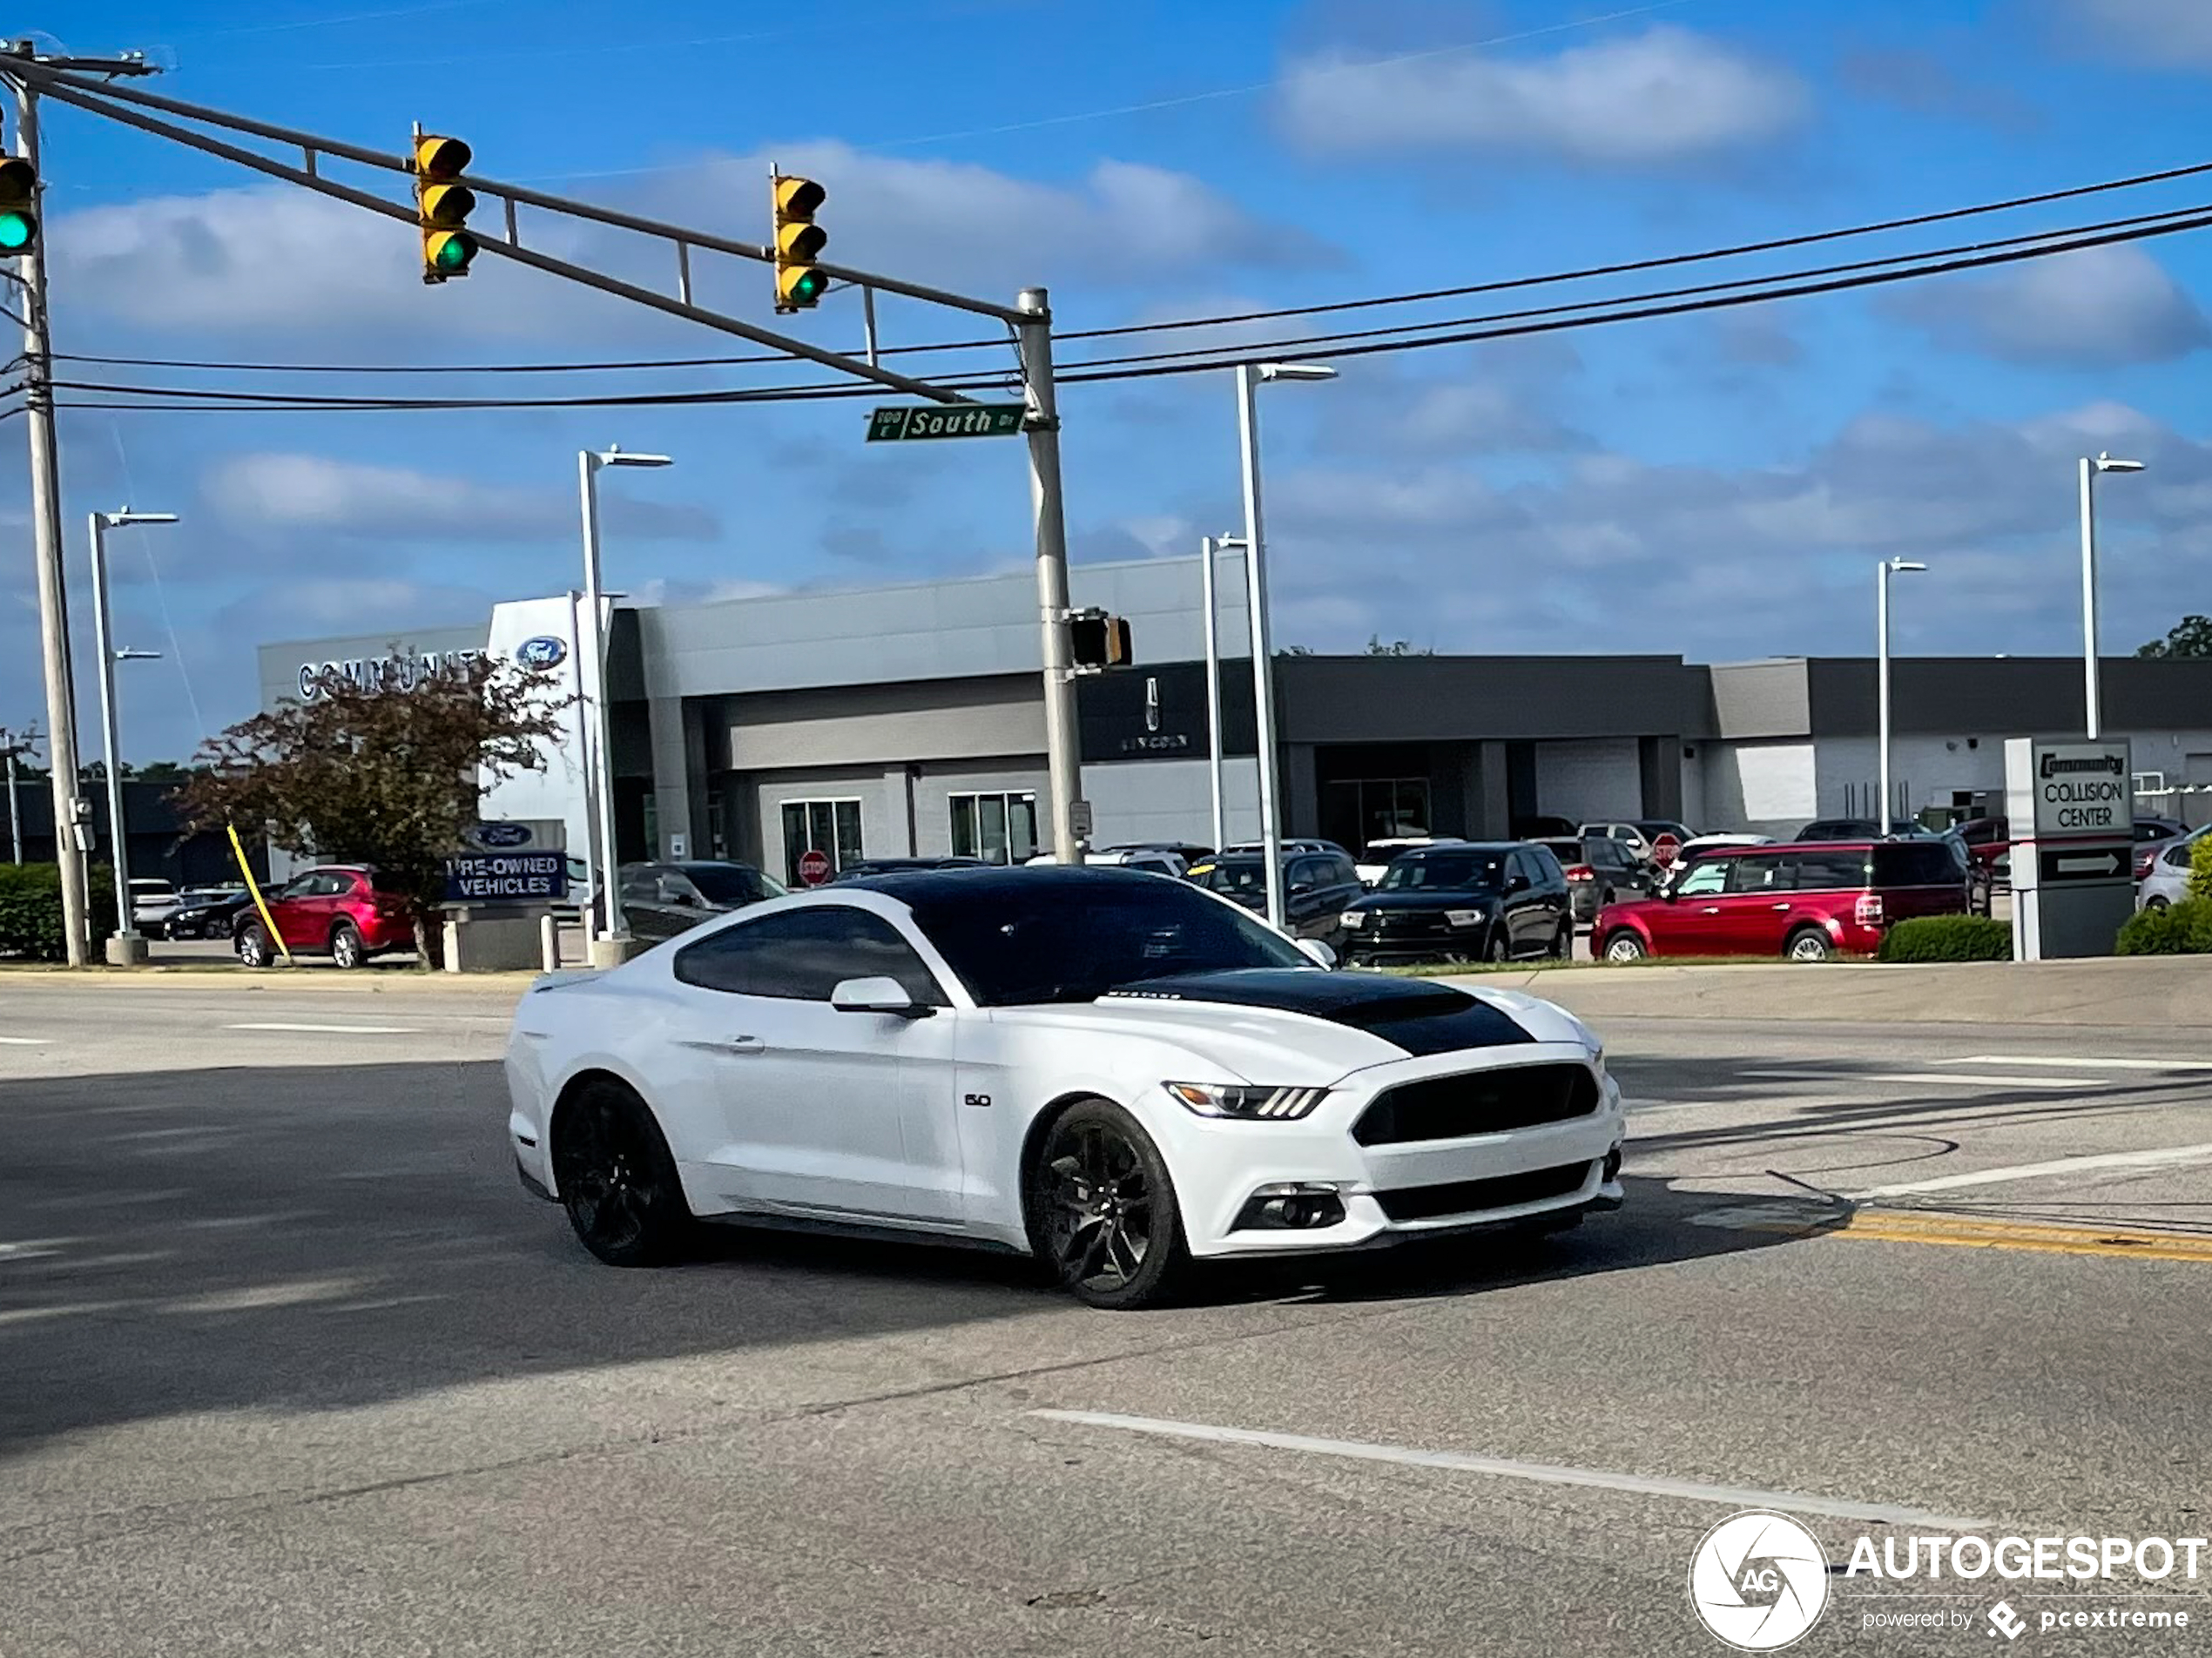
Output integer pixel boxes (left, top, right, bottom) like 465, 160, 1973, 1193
1340, 841, 1572, 966
234, 865, 418, 968
1595, 839, 1970, 962
1355, 835, 1466, 886
2135, 817, 2195, 883
1026, 849, 1189, 877
2138, 825, 2208, 910
1579, 820, 1695, 863
1532, 834, 1655, 923
1191, 846, 1365, 948
505, 865, 1625, 1309
617, 860, 786, 946
127, 878, 183, 936
162, 885, 256, 940
835, 856, 991, 880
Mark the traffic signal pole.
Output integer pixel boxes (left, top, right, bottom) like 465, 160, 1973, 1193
7, 75, 85, 962
1016, 289, 1082, 866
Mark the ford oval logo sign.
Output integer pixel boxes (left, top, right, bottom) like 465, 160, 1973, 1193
465, 822, 534, 850
516, 636, 567, 671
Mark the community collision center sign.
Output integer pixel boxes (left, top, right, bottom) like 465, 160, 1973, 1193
2027, 742, 2131, 835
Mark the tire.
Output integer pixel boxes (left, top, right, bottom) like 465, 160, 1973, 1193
1025, 1099, 1188, 1311
550, 1078, 693, 1268
1785, 927, 1834, 963
1548, 923, 1572, 960
329, 921, 367, 970
237, 922, 273, 969
2146, 895, 2170, 912
1485, 930, 1510, 965
1602, 931, 1646, 962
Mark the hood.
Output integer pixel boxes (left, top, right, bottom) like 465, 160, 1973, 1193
984, 968, 1558, 1082
1349, 889, 1501, 913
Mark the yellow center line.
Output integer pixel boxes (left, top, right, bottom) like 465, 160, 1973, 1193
1721, 1206, 2212, 1264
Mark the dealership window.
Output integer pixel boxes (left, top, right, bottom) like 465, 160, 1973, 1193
1322, 778, 1432, 853
949, 792, 1037, 866
778, 799, 864, 886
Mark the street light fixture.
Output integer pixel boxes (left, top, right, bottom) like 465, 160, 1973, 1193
1234, 360, 1338, 935
88, 508, 179, 966
577, 447, 673, 965
1877, 558, 1927, 836
2079, 451, 2145, 740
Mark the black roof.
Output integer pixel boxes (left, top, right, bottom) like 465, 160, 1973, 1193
834, 864, 1170, 903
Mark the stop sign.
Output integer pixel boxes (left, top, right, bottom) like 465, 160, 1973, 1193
798, 848, 833, 886
1651, 832, 1683, 870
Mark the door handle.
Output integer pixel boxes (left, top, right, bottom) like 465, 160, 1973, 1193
1770, 903, 1791, 912
1699, 906, 1721, 914
718, 1035, 765, 1055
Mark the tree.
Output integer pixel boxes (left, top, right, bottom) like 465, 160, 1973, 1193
133, 760, 203, 785
1366, 635, 1434, 657
2136, 616, 2212, 658
175, 649, 567, 964
1275, 644, 1315, 657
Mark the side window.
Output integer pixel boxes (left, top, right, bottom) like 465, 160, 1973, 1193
620, 866, 660, 902
1287, 857, 1320, 891
1527, 847, 1565, 886
1728, 853, 1794, 894
1791, 849, 1871, 892
1677, 860, 1730, 897
277, 874, 320, 900
1332, 854, 1358, 886
2168, 841, 2197, 868
674, 907, 945, 1005
1871, 843, 1959, 888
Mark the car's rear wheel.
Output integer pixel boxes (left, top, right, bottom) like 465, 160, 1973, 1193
551, 1078, 693, 1268
1602, 931, 1646, 962
237, 922, 273, 969
1026, 1100, 1186, 1311
1786, 927, 1834, 963
329, 921, 366, 970
2146, 895, 2170, 912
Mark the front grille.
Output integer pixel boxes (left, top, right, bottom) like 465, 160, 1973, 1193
1367, 910, 1454, 938
1374, 1160, 1591, 1222
1353, 1062, 1599, 1146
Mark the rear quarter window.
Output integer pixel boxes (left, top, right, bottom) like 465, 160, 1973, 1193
1791, 849, 1869, 892
1871, 843, 1961, 887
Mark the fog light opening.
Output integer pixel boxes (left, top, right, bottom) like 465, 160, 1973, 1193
1602, 1146, 1622, 1183
1234, 1182, 1349, 1232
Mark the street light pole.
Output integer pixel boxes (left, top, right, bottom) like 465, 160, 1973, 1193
1234, 361, 1336, 934
89, 509, 177, 966
577, 446, 672, 967
1877, 558, 1926, 837
1199, 536, 1225, 855
2079, 451, 2145, 741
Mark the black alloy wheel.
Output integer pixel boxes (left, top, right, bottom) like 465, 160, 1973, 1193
551, 1079, 692, 1267
1027, 1100, 1185, 1311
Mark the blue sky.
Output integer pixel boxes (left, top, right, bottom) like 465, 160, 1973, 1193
9, 0, 2212, 764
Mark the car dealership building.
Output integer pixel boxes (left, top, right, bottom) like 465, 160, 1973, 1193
256, 551, 2212, 886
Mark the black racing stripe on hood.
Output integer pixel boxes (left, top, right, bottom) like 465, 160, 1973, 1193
1098, 969, 1533, 1057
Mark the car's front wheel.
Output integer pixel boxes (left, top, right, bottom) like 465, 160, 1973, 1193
551, 1078, 693, 1267
1026, 1099, 1187, 1311
237, 922, 273, 968
1602, 931, 1646, 962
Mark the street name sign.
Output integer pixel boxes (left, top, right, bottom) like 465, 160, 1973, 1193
867, 403, 1027, 442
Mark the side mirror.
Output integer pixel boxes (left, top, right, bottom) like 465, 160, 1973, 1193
829, 975, 933, 1017
1296, 937, 1337, 970
1506, 874, 1530, 893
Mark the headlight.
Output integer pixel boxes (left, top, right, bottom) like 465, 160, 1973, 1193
1341, 910, 1366, 927
1444, 908, 1487, 927
1164, 1082, 1328, 1121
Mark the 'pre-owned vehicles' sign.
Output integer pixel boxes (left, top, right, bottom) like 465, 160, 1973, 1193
2028, 742, 2131, 836
444, 852, 566, 902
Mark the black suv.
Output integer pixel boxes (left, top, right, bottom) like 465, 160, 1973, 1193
617, 859, 785, 944
1192, 846, 1365, 948
1342, 842, 1572, 966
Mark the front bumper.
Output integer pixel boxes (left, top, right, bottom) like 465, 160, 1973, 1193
1170, 1044, 1627, 1258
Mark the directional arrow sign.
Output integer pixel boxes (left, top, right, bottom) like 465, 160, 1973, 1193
867, 403, 1028, 442
2038, 846, 2128, 884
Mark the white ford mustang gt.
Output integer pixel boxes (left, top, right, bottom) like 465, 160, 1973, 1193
506, 865, 1624, 1309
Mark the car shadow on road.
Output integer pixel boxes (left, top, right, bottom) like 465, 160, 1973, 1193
0, 1061, 1801, 1461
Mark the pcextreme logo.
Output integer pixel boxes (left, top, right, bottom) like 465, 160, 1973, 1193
1689, 1511, 1831, 1651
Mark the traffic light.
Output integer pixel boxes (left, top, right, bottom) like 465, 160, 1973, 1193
1069, 610, 1134, 671
772, 173, 827, 313
413, 132, 477, 283
0, 156, 37, 256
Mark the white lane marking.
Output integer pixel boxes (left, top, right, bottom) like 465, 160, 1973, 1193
1030, 1410, 1993, 1532
1948, 1055, 2212, 1074
1848, 1142, 2212, 1200
0, 1035, 49, 1045
1738, 1069, 2101, 1091
226, 1022, 422, 1035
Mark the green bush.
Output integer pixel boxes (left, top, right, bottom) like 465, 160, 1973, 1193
1876, 914, 2013, 963
2191, 834, 2212, 905
2116, 898, 2212, 956
0, 863, 117, 962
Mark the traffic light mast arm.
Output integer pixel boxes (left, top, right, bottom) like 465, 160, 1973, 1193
6, 59, 1028, 327
17, 73, 982, 406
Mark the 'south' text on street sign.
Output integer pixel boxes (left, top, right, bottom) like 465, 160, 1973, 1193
867, 403, 1028, 442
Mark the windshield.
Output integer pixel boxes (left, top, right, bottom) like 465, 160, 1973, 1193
907, 880, 1311, 1006
685, 864, 785, 904
1378, 851, 1507, 892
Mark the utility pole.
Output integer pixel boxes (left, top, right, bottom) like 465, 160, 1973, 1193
1018, 287, 1083, 865
3, 44, 160, 965
1, 726, 32, 865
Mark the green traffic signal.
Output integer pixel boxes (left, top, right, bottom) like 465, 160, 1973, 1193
792, 269, 826, 304
0, 157, 37, 256
0, 211, 32, 252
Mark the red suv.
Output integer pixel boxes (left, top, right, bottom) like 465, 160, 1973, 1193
234, 865, 417, 969
1594, 839, 1971, 963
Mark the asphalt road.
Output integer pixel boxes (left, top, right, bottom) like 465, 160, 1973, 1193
3, 980, 2210, 1656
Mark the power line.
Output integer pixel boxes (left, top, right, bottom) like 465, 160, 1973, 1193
49, 154, 2212, 382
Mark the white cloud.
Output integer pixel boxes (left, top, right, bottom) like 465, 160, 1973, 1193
200, 454, 717, 542
1891, 244, 2212, 367
1275, 24, 1810, 166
